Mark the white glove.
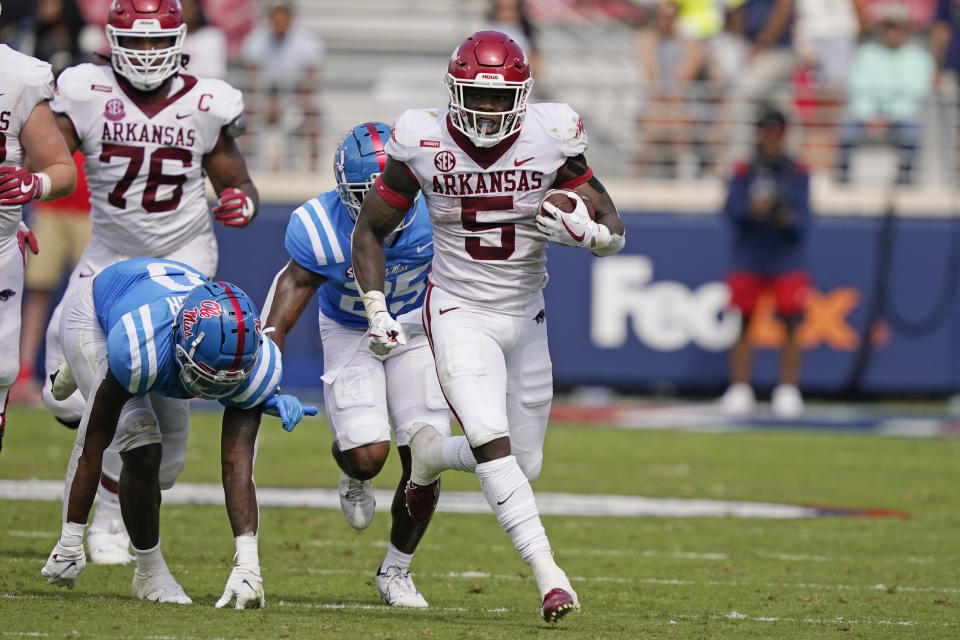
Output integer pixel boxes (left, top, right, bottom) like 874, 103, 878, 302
41, 541, 86, 589
536, 191, 599, 248
362, 291, 407, 356
215, 564, 265, 609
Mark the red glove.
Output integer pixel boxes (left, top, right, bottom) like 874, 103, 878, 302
17, 221, 38, 265
0, 167, 45, 205
212, 187, 255, 227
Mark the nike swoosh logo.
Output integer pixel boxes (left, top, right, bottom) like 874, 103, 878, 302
20, 179, 34, 194
496, 488, 519, 505
514, 157, 534, 166
175, 113, 189, 119
561, 217, 585, 242
78, 270, 95, 278
438, 307, 459, 315
416, 242, 433, 254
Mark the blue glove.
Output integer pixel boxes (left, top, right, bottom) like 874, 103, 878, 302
263, 394, 318, 432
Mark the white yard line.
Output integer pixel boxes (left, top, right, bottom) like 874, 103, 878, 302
0, 479, 832, 519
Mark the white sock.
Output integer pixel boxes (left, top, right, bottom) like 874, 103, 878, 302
476, 455, 551, 562
441, 436, 477, 473
529, 551, 576, 600
133, 540, 168, 575
90, 480, 122, 531
380, 542, 414, 573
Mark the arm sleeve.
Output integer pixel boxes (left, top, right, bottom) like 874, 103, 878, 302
723, 172, 751, 224
106, 311, 156, 397
284, 197, 346, 272
222, 335, 283, 410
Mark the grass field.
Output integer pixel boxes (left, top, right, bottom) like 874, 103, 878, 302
2, 405, 959, 639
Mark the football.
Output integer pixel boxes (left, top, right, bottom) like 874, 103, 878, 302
537, 188, 595, 220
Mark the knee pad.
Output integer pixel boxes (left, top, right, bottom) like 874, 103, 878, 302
518, 348, 552, 415
115, 403, 161, 452
158, 432, 188, 490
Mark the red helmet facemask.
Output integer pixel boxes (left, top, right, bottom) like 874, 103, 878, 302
106, 0, 186, 92
445, 30, 533, 148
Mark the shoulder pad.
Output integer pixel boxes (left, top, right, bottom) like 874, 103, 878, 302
529, 103, 588, 155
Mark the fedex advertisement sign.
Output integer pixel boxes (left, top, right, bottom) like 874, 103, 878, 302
540, 212, 960, 394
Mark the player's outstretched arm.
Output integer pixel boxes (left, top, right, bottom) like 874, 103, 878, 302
11, 102, 76, 203
262, 259, 326, 352
552, 154, 626, 256
43, 371, 130, 589
205, 129, 260, 228
352, 158, 420, 355
217, 406, 265, 608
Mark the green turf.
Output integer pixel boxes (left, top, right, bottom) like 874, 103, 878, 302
2, 407, 959, 639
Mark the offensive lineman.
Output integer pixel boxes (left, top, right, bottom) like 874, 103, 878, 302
0, 31, 78, 452
42, 0, 259, 564
351, 31, 626, 623
41, 257, 315, 605
261, 122, 448, 607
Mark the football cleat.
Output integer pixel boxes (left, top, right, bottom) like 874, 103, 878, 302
376, 565, 428, 608
132, 568, 192, 604
540, 587, 580, 624
404, 478, 440, 523
87, 518, 134, 565
338, 470, 375, 530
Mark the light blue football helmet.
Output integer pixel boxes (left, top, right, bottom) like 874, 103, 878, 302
334, 122, 392, 221
172, 281, 261, 399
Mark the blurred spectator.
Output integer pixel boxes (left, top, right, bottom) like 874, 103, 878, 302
835, 3, 934, 184
11, 152, 91, 406
791, 0, 867, 172
932, 0, 960, 86
242, 0, 324, 171
720, 107, 811, 419
22, 0, 89, 76
635, 1, 707, 177
488, 0, 540, 81
182, 0, 227, 79
723, 0, 796, 166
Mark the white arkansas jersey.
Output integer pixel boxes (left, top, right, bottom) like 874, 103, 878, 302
0, 45, 55, 238
385, 102, 588, 313
50, 64, 244, 256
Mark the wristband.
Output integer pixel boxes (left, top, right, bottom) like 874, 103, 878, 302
235, 532, 259, 567
61, 521, 86, 547
589, 224, 625, 257
34, 172, 52, 201
361, 290, 388, 320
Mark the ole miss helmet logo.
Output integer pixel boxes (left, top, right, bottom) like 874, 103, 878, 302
434, 151, 456, 172
104, 98, 125, 121
181, 300, 222, 339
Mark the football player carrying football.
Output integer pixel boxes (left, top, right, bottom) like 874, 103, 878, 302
41, 0, 259, 565
261, 122, 448, 608
40, 257, 315, 606
0, 33, 77, 454
351, 31, 626, 623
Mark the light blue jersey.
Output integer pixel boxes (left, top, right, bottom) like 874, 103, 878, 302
92, 257, 282, 408
284, 190, 434, 329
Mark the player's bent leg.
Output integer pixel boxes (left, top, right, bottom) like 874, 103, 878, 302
378, 445, 429, 608
120, 443, 190, 605
42, 301, 86, 426
325, 354, 391, 531
475, 447, 579, 623
0, 240, 23, 451
333, 440, 388, 531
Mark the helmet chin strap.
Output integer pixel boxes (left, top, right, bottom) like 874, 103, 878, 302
186, 331, 206, 359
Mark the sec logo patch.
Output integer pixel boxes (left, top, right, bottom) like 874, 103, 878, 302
104, 98, 125, 122
434, 151, 456, 172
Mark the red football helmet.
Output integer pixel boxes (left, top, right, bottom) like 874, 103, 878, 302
106, 0, 186, 92
445, 30, 533, 148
